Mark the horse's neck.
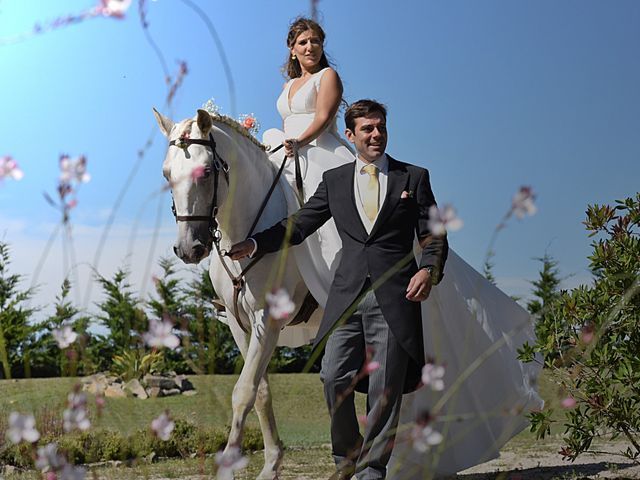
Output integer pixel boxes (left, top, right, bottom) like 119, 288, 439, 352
216, 126, 280, 243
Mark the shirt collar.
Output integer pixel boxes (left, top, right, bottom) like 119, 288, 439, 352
356, 153, 388, 174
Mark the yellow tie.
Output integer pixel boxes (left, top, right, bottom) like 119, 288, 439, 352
362, 164, 379, 222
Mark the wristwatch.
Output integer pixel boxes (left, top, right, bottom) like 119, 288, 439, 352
424, 266, 440, 285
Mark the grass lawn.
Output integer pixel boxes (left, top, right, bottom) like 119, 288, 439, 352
0, 374, 359, 447
0, 370, 571, 479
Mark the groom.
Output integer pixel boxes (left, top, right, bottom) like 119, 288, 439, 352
229, 99, 448, 479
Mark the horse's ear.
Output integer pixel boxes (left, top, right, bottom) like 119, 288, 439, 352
153, 108, 174, 137
196, 109, 213, 137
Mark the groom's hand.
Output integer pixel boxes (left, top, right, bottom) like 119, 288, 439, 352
406, 268, 433, 302
228, 240, 255, 260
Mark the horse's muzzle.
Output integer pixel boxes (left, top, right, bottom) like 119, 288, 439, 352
173, 242, 209, 264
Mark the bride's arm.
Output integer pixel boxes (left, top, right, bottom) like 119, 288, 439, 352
291, 68, 343, 149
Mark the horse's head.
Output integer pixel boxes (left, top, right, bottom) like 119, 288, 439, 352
154, 108, 230, 264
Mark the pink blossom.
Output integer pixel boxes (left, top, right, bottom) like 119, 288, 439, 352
191, 165, 206, 180
63, 392, 91, 432
427, 204, 463, 236
266, 288, 296, 320
151, 412, 175, 441
410, 424, 443, 453
144, 318, 180, 350
59, 155, 90, 184
215, 446, 249, 480
511, 186, 537, 219
95, 394, 106, 415
421, 362, 445, 391
364, 360, 380, 374
581, 324, 595, 344
7, 412, 40, 444
98, 0, 132, 18
52, 326, 78, 349
0, 156, 24, 181
35, 443, 66, 472
561, 396, 577, 409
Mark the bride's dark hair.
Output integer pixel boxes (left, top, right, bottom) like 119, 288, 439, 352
283, 17, 332, 79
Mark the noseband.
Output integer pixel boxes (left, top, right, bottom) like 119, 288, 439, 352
168, 132, 230, 249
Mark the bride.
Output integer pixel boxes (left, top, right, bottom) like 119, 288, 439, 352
260, 17, 542, 477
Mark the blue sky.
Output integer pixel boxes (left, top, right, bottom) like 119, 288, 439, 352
0, 0, 638, 317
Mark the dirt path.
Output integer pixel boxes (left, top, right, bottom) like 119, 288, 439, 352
4, 441, 639, 479
459, 440, 640, 480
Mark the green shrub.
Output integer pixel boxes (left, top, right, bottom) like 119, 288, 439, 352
520, 193, 640, 460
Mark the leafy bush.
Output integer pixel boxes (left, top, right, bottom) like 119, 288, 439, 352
520, 193, 640, 460
0, 419, 263, 467
111, 349, 164, 381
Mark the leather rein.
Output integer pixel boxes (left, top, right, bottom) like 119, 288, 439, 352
168, 132, 302, 334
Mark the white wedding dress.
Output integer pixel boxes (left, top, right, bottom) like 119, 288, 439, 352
263, 67, 543, 476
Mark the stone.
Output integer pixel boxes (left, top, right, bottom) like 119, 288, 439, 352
147, 387, 162, 398
104, 384, 126, 398
81, 373, 109, 395
175, 375, 195, 391
125, 379, 148, 399
3, 465, 17, 475
143, 374, 177, 390
161, 388, 181, 397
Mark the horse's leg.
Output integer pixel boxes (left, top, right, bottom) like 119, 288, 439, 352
254, 373, 284, 479
225, 310, 283, 478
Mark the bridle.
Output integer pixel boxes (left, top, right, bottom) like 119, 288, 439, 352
169, 132, 229, 246
167, 130, 295, 334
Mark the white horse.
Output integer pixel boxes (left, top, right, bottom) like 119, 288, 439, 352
154, 108, 312, 479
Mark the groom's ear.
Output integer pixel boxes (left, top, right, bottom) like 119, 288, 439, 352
345, 128, 355, 143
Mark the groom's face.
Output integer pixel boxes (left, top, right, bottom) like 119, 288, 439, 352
346, 112, 388, 163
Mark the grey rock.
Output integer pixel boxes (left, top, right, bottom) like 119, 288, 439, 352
161, 388, 181, 397
143, 374, 177, 390
104, 384, 126, 398
147, 387, 162, 398
124, 379, 148, 399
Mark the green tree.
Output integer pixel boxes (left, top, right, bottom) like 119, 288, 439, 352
179, 266, 239, 374
27, 279, 105, 377
95, 268, 147, 358
520, 193, 640, 460
0, 241, 36, 379
527, 253, 568, 361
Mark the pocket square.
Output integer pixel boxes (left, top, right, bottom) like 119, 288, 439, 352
401, 190, 414, 199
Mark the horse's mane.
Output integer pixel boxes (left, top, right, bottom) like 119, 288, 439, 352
209, 113, 268, 151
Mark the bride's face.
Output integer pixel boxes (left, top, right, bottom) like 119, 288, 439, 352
291, 29, 323, 73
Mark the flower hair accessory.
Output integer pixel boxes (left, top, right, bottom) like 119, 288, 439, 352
238, 113, 260, 136
201, 98, 221, 115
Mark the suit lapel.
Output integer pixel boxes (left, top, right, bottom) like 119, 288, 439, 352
342, 163, 369, 240
368, 157, 409, 239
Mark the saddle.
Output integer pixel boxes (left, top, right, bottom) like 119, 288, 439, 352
212, 290, 318, 326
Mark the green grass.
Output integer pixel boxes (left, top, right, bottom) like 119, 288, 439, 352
0, 370, 564, 446
0, 374, 367, 447
0, 370, 572, 479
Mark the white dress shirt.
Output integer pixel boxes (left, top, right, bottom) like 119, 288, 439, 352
354, 154, 389, 234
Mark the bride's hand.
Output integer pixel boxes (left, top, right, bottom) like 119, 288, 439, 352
284, 138, 299, 157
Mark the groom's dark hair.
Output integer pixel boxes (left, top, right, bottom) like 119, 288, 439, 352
345, 100, 387, 132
